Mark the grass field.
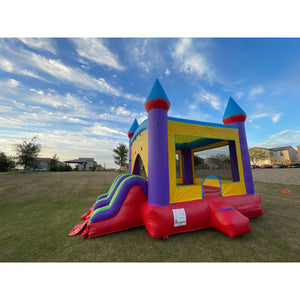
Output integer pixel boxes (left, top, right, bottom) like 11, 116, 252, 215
0, 171, 299, 262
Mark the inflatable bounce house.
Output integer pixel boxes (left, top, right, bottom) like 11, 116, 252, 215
69, 79, 263, 239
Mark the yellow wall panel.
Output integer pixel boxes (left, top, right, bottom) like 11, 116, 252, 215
131, 130, 148, 177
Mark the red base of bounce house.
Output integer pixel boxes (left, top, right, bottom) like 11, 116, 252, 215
70, 183, 263, 239
142, 194, 262, 239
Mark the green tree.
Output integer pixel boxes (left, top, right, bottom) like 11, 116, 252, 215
113, 143, 128, 170
207, 154, 231, 169
249, 148, 269, 165
14, 137, 42, 171
0, 152, 15, 172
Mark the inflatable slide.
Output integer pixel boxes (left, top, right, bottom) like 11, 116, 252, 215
69, 174, 148, 238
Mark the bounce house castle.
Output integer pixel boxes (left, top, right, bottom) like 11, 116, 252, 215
70, 79, 263, 239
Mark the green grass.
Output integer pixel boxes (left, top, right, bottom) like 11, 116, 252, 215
0, 171, 299, 262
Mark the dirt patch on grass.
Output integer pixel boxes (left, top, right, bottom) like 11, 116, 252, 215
252, 168, 300, 185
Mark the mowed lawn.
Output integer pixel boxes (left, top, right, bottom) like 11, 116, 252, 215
0, 171, 299, 262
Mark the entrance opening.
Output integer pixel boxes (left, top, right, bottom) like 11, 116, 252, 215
201, 175, 222, 200
132, 154, 147, 179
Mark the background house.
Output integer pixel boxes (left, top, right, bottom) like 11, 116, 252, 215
250, 146, 299, 166
36, 158, 64, 170
268, 146, 298, 165
64, 158, 102, 171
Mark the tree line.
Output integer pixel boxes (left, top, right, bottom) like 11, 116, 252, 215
0, 137, 71, 172
1, 139, 130, 173
3, 140, 264, 173
0, 137, 42, 172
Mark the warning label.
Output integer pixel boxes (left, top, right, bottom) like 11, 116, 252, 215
173, 208, 186, 227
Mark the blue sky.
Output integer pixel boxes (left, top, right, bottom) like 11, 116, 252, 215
0, 37, 299, 167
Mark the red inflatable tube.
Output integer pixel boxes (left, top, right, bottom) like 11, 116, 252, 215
142, 200, 211, 238
221, 194, 263, 218
208, 201, 251, 238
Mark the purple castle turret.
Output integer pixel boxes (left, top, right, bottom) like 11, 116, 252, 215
223, 97, 255, 195
145, 79, 170, 206
128, 119, 139, 174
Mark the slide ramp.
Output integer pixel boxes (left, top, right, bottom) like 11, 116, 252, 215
80, 174, 130, 220
208, 200, 251, 238
69, 175, 148, 238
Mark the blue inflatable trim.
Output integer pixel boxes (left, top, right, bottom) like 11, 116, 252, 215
217, 207, 235, 213
201, 175, 223, 199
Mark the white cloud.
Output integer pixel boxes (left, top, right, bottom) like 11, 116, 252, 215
72, 38, 125, 70
165, 68, 170, 75
90, 123, 127, 137
271, 113, 281, 123
0, 58, 14, 72
0, 39, 142, 102
249, 85, 265, 96
172, 38, 214, 82
131, 39, 152, 73
28, 54, 144, 102
19, 38, 57, 55
113, 106, 131, 117
248, 111, 281, 123
0, 80, 97, 128
25, 53, 141, 101
248, 113, 268, 122
7, 78, 20, 87
270, 129, 292, 139
236, 92, 244, 99
255, 129, 300, 149
0, 41, 46, 81
193, 88, 221, 110
20, 69, 44, 79
128, 39, 166, 74
98, 106, 147, 124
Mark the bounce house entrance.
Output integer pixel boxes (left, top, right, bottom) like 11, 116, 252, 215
132, 154, 147, 179
201, 175, 222, 200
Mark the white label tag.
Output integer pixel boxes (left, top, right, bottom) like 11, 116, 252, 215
173, 208, 186, 227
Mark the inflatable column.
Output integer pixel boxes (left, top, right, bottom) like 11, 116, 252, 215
127, 119, 139, 174
144, 79, 170, 206
181, 148, 194, 184
223, 97, 255, 195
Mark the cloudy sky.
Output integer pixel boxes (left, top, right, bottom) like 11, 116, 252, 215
0, 37, 299, 167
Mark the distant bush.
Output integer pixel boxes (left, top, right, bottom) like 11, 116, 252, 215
64, 165, 72, 172
50, 165, 72, 172
57, 165, 64, 172
50, 165, 57, 172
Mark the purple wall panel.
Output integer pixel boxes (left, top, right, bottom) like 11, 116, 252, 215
181, 148, 194, 184
229, 140, 240, 182
232, 122, 255, 195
